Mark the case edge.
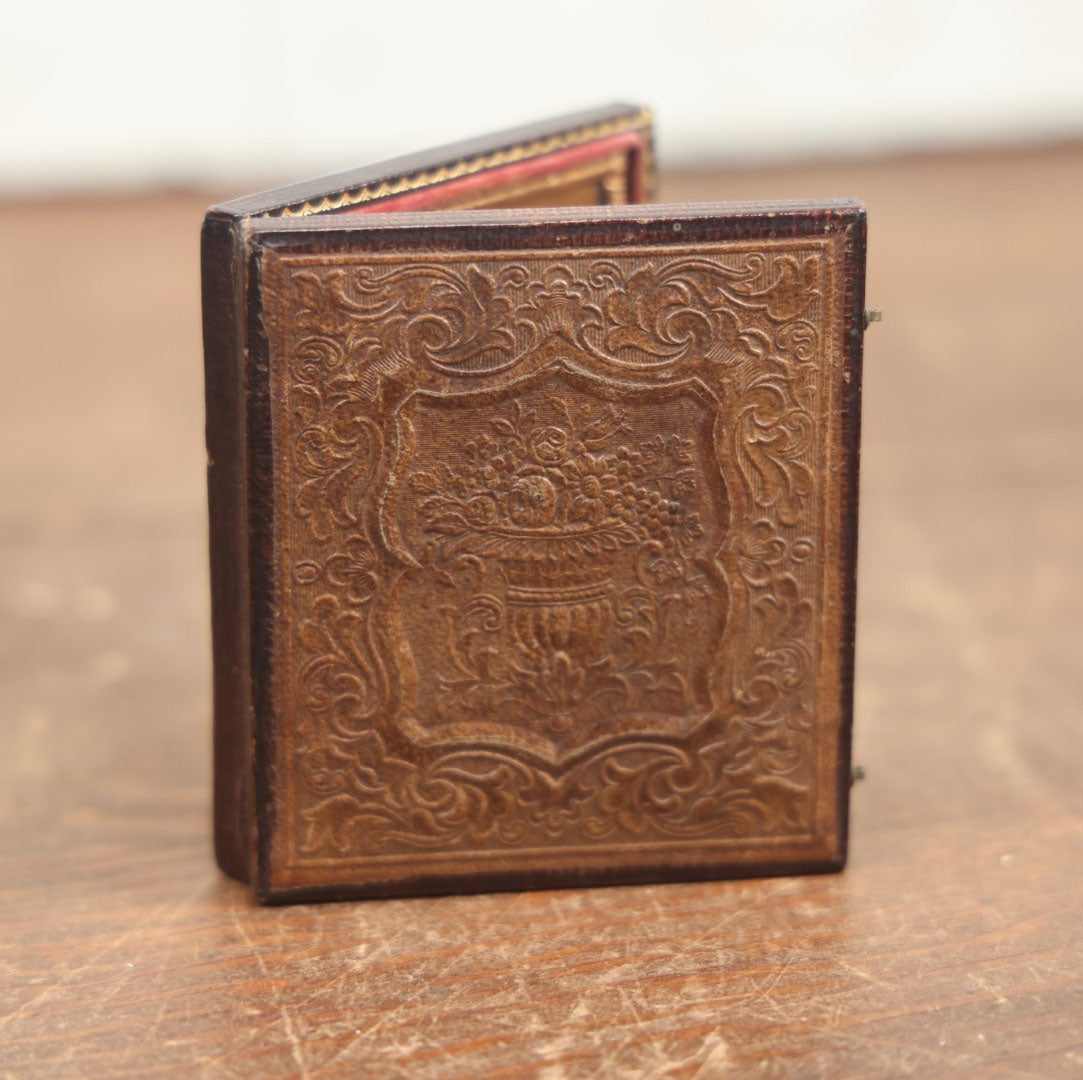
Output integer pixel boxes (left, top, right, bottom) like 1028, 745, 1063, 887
202, 210, 254, 881
211, 103, 651, 219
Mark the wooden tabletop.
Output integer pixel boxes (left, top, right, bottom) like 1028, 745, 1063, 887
2, 147, 1082, 1078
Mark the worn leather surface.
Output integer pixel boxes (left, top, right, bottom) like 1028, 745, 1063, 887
244, 203, 865, 901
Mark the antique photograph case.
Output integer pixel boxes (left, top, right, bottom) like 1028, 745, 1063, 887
202, 103, 866, 902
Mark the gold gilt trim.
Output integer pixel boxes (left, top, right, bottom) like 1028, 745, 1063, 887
271, 108, 654, 218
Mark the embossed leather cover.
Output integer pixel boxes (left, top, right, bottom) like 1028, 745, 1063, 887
202, 106, 866, 902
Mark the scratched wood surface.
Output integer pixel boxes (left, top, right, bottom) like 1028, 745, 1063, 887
2, 146, 1082, 1078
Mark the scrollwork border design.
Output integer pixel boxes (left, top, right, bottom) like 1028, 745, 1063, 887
264, 241, 839, 864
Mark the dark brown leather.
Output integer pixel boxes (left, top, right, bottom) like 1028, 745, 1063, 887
202, 211, 253, 882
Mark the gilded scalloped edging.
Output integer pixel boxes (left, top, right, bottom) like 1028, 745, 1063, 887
271, 109, 654, 218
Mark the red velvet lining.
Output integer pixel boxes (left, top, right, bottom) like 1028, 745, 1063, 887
339, 131, 645, 215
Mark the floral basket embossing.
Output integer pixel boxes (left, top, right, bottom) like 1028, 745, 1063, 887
409, 396, 706, 724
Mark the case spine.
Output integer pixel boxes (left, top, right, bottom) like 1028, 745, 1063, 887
201, 211, 253, 881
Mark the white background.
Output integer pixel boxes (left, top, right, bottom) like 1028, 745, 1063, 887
5, 0, 1083, 193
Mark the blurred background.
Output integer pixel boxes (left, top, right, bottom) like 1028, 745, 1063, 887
5, 0, 1083, 194
3, 3, 1083, 1075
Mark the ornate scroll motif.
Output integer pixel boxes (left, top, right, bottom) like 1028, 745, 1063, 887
267, 244, 835, 862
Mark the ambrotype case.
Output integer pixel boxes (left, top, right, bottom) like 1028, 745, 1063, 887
202, 104, 867, 902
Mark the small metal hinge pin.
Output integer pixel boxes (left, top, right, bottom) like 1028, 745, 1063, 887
851, 765, 867, 785
864, 309, 882, 330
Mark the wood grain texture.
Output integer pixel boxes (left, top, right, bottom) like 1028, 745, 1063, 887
2, 145, 1083, 1077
